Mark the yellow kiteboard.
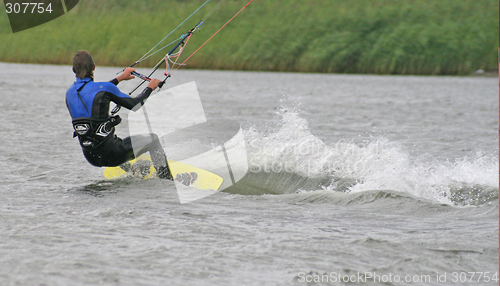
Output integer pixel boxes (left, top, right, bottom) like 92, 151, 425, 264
103, 154, 223, 191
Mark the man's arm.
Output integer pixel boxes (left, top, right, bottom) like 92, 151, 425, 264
104, 68, 162, 111
106, 87, 154, 110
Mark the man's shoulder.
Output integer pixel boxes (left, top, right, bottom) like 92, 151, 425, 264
92, 81, 115, 88
87, 81, 119, 93
66, 83, 78, 97
92, 81, 130, 98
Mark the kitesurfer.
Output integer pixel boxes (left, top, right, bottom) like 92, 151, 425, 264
66, 50, 173, 180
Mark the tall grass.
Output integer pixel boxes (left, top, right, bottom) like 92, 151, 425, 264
0, 0, 497, 75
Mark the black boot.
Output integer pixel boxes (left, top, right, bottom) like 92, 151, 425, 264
157, 166, 174, 180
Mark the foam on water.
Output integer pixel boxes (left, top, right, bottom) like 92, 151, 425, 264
241, 97, 499, 206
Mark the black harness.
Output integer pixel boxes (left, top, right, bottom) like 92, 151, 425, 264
71, 82, 122, 149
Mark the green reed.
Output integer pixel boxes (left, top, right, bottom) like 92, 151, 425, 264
0, 0, 497, 75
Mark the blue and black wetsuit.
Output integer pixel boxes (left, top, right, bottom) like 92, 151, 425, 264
66, 77, 173, 179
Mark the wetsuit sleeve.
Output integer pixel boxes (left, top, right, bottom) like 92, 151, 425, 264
109, 78, 119, 85
105, 84, 153, 111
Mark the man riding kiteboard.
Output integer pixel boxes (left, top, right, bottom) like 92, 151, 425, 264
66, 50, 173, 180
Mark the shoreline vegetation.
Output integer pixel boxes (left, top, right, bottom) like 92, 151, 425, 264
0, 0, 498, 75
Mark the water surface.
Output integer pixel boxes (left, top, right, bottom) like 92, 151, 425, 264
0, 63, 498, 285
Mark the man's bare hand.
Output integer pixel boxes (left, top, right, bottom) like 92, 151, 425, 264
116, 67, 136, 82
147, 78, 161, 90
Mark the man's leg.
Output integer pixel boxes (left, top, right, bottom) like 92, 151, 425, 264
124, 134, 173, 180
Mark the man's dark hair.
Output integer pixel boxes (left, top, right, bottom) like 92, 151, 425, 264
72, 50, 95, 79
